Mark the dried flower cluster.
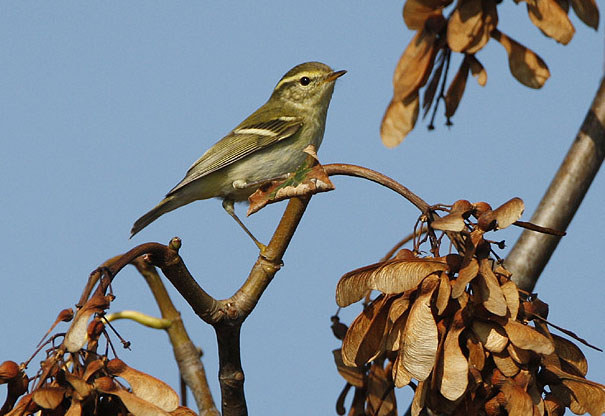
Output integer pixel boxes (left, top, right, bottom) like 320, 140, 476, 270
0, 291, 196, 416
381, 0, 600, 147
332, 198, 605, 415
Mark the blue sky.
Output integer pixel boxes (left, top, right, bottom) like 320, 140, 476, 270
1, 2, 603, 414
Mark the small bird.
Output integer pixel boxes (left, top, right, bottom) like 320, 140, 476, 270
130, 61, 346, 250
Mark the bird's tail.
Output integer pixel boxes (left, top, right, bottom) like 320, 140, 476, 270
130, 196, 182, 238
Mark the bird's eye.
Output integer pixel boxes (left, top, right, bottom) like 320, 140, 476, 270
299, 76, 311, 86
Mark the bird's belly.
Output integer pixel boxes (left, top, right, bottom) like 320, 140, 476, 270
218, 139, 311, 201
182, 118, 325, 203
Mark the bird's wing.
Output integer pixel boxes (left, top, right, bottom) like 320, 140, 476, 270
167, 116, 302, 196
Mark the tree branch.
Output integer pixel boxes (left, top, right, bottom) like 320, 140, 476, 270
145, 240, 221, 323
214, 195, 311, 416
133, 257, 219, 416
323, 163, 462, 255
78, 164, 434, 416
75, 194, 313, 416
323, 163, 430, 213
506, 76, 605, 291
229, 196, 311, 317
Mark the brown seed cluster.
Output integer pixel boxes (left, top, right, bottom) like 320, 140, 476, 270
332, 199, 605, 415
0, 292, 195, 416
381, 0, 600, 147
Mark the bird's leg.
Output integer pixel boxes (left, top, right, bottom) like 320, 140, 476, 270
222, 199, 267, 254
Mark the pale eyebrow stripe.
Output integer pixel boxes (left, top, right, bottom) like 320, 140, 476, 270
274, 76, 299, 90
274, 71, 321, 90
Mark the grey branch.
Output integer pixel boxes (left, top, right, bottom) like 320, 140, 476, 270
506, 76, 605, 291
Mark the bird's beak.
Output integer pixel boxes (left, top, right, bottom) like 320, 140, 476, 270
325, 69, 347, 82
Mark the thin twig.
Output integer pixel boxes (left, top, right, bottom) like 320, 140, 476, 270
531, 314, 603, 352
23, 333, 64, 369
513, 221, 566, 236
323, 164, 460, 255
430, 48, 451, 129
380, 225, 428, 262
101, 316, 131, 350
323, 163, 430, 213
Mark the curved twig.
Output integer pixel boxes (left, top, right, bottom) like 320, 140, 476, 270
324, 163, 458, 255
380, 225, 428, 262
323, 163, 430, 213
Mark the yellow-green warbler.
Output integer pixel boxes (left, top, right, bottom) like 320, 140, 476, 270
131, 61, 345, 250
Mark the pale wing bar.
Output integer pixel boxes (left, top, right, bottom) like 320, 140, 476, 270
167, 117, 302, 196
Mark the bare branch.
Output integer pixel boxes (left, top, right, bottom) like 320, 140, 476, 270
230, 196, 311, 317
512, 220, 566, 236
323, 163, 430, 212
506, 76, 605, 291
78, 196, 313, 416
133, 258, 220, 416
531, 313, 603, 352
144, 240, 221, 323
214, 196, 311, 416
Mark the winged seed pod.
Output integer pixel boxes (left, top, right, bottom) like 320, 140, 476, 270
332, 198, 604, 415
381, 0, 598, 142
